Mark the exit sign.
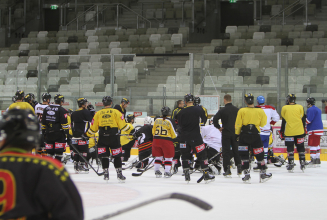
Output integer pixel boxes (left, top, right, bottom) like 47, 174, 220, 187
229, 0, 237, 2
51, 5, 58, 10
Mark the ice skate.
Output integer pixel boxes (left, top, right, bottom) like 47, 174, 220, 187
223, 167, 232, 178
259, 170, 272, 183
78, 162, 89, 174
300, 160, 306, 173
237, 164, 242, 176
104, 168, 109, 181
286, 161, 295, 173
155, 170, 162, 178
164, 172, 173, 178
306, 158, 316, 168
183, 169, 190, 183
203, 171, 215, 184
242, 170, 251, 184
74, 162, 79, 174
173, 165, 178, 174
315, 158, 321, 167
116, 168, 126, 183
208, 164, 219, 175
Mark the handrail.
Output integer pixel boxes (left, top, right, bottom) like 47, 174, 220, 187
275, 4, 306, 24
65, 4, 97, 27
119, 3, 153, 26
269, 0, 303, 21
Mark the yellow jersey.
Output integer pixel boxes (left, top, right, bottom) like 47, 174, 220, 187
120, 123, 134, 146
152, 117, 177, 141
8, 102, 35, 114
235, 107, 267, 135
281, 104, 304, 136
86, 107, 129, 137
89, 132, 99, 148
67, 115, 73, 136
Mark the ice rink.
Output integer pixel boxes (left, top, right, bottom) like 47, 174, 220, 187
68, 159, 327, 220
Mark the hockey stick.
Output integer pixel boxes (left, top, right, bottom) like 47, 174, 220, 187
131, 158, 155, 176
123, 154, 153, 170
69, 143, 104, 176
197, 150, 222, 183
92, 193, 212, 220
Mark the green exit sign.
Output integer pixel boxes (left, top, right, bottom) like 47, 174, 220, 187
229, 0, 237, 2
51, 5, 58, 10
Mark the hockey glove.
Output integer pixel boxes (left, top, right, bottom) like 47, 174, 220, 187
278, 130, 285, 140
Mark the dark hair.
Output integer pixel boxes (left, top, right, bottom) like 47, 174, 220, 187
224, 94, 231, 102
177, 100, 183, 106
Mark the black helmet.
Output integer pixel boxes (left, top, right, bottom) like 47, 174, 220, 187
286, 94, 296, 104
33, 100, 38, 106
0, 109, 40, 151
121, 98, 130, 104
102, 96, 113, 106
244, 93, 254, 105
161, 106, 171, 116
24, 93, 35, 103
12, 96, 16, 103
77, 97, 88, 107
126, 114, 135, 123
306, 97, 315, 106
87, 104, 94, 111
194, 97, 201, 105
15, 90, 25, 100
42, 93, 51, 102
54, 94, 65, 104
184, 93, 194, 103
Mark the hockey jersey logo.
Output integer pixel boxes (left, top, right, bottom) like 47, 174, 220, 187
45, 144, 53, 149
253, 147, 263, 155
238, 146, 248, 151
78, 140, 88, 145
297, 138, 304, 144
47, 111, 55, 115
112, 147, 122, 156
55, 143, 65, 149
285, 137, 294, 142
98, 147, 106, 154
195, 144, 205, 153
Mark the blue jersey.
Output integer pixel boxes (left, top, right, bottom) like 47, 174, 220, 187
306, 105, 323, 133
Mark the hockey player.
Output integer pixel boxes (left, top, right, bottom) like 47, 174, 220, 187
8, 90, 35, 114
0, 109, 83, 220
306, 97, 323, 167
194, 96, 208, 126
152, 107, 177, 178
177, 94, 215, 183
201, 119, 222, 175
24, 93, 36, 108
35, 93, 51, 155
280, 94, 306, 172
121, 114, 136, 162
86, 96, 130, 182
71, 98, 93, 173
255, 95, 280, 169
235, 93, 271, 183
171, 100, 184, 121
114, 98, 129, 119
42, 94, 70, 162
171, 100, 184, 174
134, 116, 153, 169
213, 94, 241, 177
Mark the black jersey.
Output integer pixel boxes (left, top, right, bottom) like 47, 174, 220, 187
177, 105, 207, 141
196, 105, 208, 126
41, 104, 70, 136
71, 109, 93, 137
213, 103, 239, 136
136, 125, 153, 144
171, 107, 183, 122
0, 148, 83, 220
114, 104, 126, 119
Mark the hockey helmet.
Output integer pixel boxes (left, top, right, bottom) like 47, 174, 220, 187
0, 109, 40, 151
257, 95, 265, 105
24, 93, 35, 103
184, 93, 194, 103
12, 96, 16, 103
15, 90, 25, 100
68, 109, 73, 114
54, 94, 65, 104
42, 93, 51, 102
126, 114, 135, 123
194, 97, 201, 105
144, 116, 152, 125
77, 97, 88, 107
102, 96, 113, 106
161, 106, 171, 116
286, 94, 296, 104
121, 98, 130, 104
306, 97, 315, 106
244, 93, 254, 105
87, 104, 95, 111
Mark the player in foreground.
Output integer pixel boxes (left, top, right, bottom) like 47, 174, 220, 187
0, 109, 83, 220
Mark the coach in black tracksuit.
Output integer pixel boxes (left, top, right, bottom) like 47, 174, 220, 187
213, 94, 241, 176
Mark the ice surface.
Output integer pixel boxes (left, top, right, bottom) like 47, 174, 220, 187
68, 159, 327, 220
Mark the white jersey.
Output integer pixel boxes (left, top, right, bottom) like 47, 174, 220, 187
35, 103, 49, 123
257, 105, 280, 136
201, 125, 222, 152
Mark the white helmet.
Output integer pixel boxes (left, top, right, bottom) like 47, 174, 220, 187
144, 116, 152, 125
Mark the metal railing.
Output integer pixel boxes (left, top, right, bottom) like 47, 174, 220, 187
63, 3, 151, 31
